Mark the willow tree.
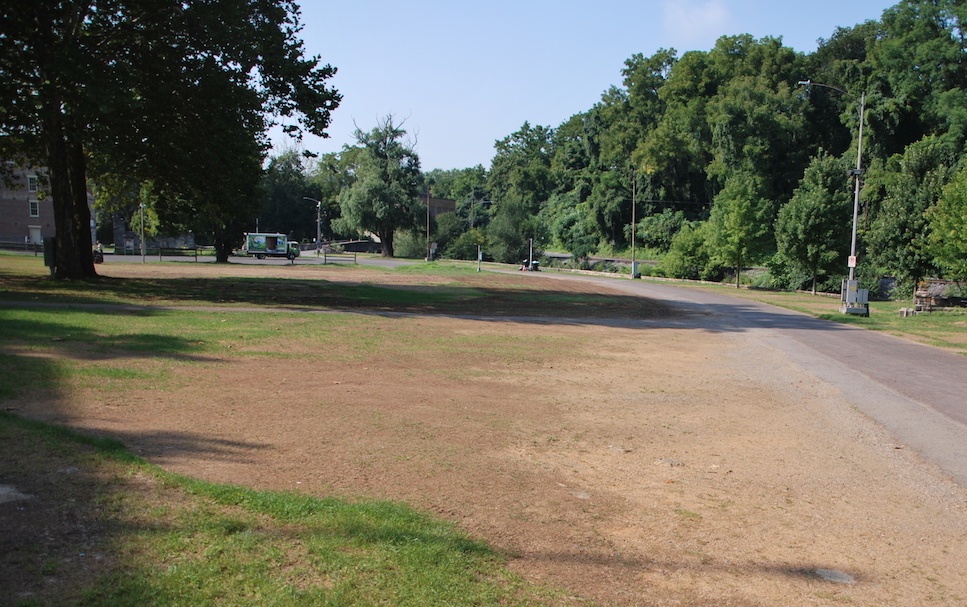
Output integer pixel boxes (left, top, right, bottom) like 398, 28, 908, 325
334, 117, 423, 257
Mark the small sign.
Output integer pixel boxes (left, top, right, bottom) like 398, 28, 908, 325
848, 255, 857, 268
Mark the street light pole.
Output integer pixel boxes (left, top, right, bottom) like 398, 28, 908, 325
302, 197, 322, 257
139, 202, 145, 263
630, 170, 637, 279
798, 80, 868, 315
849, 91, 865, 284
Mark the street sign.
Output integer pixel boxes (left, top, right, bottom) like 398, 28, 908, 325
848, 255, 857, 268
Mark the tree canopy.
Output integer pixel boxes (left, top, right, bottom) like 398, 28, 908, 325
0, 0, 340, 274
333, 116, 424, 257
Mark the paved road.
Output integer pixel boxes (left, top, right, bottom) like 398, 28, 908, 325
534, 272, 967, 488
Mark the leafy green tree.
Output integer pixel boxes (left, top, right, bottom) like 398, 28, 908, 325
707, 172, 774, 287
120, 62, 269, 261
487, 122, 554, 216
807, 22, 879, 156
659, 221, 719, 280
0, 0, 339, 275
444, 229, 487, 261
865, 136, 954, 288
432, 212, 464, 257
486, 199, 546, 265
868, 0, 967, 157
307, 152, 353, 240
585, 169, 633, 247
637, 208, 687, 253
425, 166, 488, 202
334, 116, 423, 257
260, 151, 318, 242
775, 152, 852, 293
927, 162, 967, 280
552, 206, 599, 262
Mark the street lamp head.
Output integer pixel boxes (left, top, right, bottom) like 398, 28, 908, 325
797, 79, 847, 95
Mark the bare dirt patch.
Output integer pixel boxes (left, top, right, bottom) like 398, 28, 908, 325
9, 262, 967, 606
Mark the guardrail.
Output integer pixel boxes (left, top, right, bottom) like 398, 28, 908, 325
114, 246, 216, 260
321, 250, 357, 264
0, 240, 45, 255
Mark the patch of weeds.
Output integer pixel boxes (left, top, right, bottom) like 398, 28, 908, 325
674, 509, 703, 521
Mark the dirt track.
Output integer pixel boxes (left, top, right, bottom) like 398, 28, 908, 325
16, 262, 967, 606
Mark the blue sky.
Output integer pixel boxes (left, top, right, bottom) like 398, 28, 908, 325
276, 0, 898, 171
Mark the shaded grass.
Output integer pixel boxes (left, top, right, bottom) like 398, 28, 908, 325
0, 254, 672, 320
0, 413, 562, 607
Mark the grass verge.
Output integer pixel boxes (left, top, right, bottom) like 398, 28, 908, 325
643, 278, 967, 356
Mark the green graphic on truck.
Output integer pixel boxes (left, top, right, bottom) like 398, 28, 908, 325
244, 233, 300, 260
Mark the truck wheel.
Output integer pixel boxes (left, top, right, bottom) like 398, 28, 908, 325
256, 253, 265, 260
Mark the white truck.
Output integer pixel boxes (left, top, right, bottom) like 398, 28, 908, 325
244, 232, 300, 260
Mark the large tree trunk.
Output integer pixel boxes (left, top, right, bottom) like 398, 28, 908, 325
213, 225, 233, 263
214, 238, 233, 263
68, 132, 96, 275
44, 102, 96, 280
380, 229, 395, 257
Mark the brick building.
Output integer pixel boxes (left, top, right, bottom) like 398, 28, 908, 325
0, 164, 96, 246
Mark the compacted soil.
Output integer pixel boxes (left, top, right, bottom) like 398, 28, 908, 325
6, 261, 967, 606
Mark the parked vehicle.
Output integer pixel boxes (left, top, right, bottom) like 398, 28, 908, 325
244, 233, 300, 260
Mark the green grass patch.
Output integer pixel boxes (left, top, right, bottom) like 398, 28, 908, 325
0, 412, 561, 607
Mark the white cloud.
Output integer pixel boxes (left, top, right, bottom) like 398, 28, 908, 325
663, 0, 735, 51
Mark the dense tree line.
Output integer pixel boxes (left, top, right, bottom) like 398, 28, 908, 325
44, 0, 956, 291
260, 0, 962, 294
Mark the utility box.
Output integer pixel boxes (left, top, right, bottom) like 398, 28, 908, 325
43, 236, 56, 276
840, 279, 870, 316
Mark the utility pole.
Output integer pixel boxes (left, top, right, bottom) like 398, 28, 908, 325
631, 169, 638, 279
303, 197, 323, 257
798, 80, 869, 315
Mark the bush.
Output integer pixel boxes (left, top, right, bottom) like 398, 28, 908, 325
658, 222, 722, 280
392, 230, 428, 259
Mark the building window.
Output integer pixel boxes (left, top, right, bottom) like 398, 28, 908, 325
29, 200, 39, 217
28, 175, 38, 193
